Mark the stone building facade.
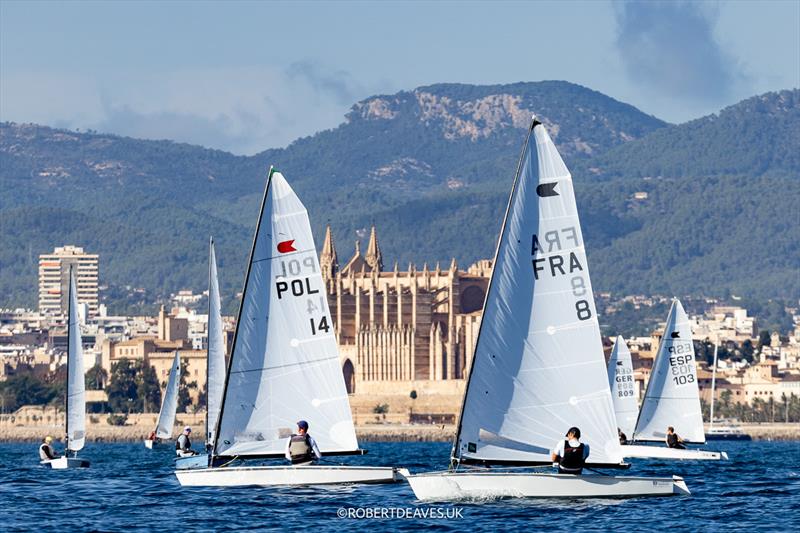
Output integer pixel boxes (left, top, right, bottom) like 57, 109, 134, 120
319, 226, 491, 394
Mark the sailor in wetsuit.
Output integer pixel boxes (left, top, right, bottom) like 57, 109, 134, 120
551, 426, 590, 475
665, 426, 686, 449
39, 436, 58, 461
284, 420, 322, 466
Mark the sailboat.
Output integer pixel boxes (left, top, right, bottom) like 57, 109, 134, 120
174, 237, 228, 469
607, 336, 638, 441
175, 168, 403, 486
405, 117, 688, 500
622, 299, 728, 460
42, 270, 90, 469
144, 351, 181, 449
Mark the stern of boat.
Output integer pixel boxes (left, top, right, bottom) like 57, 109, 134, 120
673, 476, 690, 495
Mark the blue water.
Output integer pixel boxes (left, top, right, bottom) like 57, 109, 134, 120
2, 441, 798, 531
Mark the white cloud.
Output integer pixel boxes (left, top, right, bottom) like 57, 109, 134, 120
1, 64, 374, 154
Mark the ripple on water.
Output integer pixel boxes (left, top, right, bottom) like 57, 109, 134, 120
1, 440, 798, 531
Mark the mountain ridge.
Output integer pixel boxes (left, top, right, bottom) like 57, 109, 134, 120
1, 82, 798, 311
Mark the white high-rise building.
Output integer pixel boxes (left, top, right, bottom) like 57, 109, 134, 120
38, 245, 99, 317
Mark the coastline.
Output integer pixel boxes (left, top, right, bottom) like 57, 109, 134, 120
1, 422, 798, 443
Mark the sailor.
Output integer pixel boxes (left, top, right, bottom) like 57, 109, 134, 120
551, 427, 590, 475
284, 420, 322, 465
176, 427, 197, 456
39, 436, 58, 461
665, 426, 686, 449
618, 428, 628, 445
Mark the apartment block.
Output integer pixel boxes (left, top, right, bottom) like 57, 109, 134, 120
39, 245, 99, 317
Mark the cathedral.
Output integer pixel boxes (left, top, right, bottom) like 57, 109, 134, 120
320, 226, 491, 394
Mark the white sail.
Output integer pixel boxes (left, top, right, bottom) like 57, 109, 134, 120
633, 299, 705, 443
214, 168, 358, 458
607, 336, 638, 438
206, 238, 226, 448
454, 118, 623, 466
155, 351, 181, 439
66, 271, 86, 452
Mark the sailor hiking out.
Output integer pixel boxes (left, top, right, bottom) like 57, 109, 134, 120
285, 420, 322, 465
551, 427, 590, 475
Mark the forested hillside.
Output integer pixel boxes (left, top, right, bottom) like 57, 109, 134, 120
1, 82, 797, 312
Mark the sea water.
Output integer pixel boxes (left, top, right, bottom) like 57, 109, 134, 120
2, 440, 798, 531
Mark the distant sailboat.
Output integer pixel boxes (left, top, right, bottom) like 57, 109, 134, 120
405, 118, 688, 499
175, 168, 403, 486
607, 336, 638, 440
144, 351, 181, 449
175, 237, 228, 468
622, 299, 728, 460
42, 270, 90, 469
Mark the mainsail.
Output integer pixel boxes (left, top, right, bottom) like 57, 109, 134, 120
155, 351, 181, 439
213, 168, 358, 458
454, 118, 623, 466
206, 238, 226, 448
633, 299, 705, 443
66, 271, 86, 452
607, 336, 638, 438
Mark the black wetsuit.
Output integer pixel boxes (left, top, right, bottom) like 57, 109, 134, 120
667, 433, 686, 449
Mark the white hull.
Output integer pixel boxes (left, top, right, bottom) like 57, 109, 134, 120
41, 457, 90, 469
175, 454, 208, 470
144, 439, 155, 449
622, 444, 728, 461
405, 471, 689, 500
175, 465, 406, 487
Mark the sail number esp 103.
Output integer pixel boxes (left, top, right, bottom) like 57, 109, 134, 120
530, 226, 591, 322
275, 257, 331, 336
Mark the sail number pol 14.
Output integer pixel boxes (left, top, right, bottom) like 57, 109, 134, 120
530, 226, 591, 321
275, 257, 331, 336
668, 341, 696, 386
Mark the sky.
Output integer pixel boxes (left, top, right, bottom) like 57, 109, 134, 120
1, 0, 798, 154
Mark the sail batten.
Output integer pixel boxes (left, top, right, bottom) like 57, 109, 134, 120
155, 352, 181, 439
633, 300, 705, 443
454, 117, 622, 466
66, 271, 86, 452
214, 169, 358, 458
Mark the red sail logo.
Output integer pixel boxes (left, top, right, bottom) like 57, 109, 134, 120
277, 240, 296, 253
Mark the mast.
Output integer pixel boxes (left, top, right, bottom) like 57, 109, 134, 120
709, 341, 719, 431
65, 266, 73, 456
450, 117, 538, 467
211, 167, 276, 459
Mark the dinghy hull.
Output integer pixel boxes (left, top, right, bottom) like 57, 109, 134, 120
41, 457, 90, 469
175, 453, 208, 470
622, 444, 727, 460
405, 471, 689, 500
144, 439, 155, 449
175, 465, 405, 487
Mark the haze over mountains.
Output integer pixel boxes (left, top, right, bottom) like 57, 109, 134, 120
1, 81, 798, 312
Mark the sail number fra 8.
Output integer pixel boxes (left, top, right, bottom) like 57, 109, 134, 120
530, 226, 591, 322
